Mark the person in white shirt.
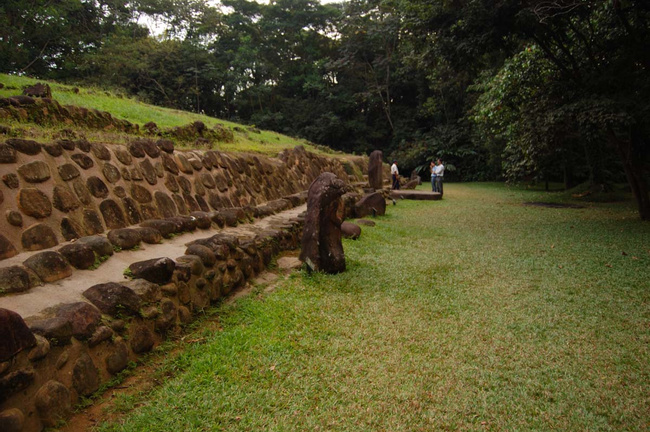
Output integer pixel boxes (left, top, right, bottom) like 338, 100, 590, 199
391, 160, 400, 190
433, 159, 444, 196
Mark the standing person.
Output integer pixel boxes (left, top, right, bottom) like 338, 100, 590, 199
434, 158, 444, 196
430, 160, 437, 192
391, 160, 400, 190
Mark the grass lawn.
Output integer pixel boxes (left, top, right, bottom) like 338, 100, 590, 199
95, 183, 649, 431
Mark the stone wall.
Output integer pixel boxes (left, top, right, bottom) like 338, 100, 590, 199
0, 136, 364, 259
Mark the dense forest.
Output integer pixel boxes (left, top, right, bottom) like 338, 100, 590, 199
1, 0, 649, 218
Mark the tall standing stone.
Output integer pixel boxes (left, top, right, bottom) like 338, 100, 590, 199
368, 150, 383, 190
299, 172, 346, 274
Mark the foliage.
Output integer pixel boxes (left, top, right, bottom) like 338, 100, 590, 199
469, 0, 649, 215
1, 0, 648, 217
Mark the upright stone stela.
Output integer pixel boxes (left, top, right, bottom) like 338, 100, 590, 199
368, 150, 383, 190
300, 172, 347, 274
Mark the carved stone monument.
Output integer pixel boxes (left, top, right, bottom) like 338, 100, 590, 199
368, 150, 383, 190
300, 172, 346, 274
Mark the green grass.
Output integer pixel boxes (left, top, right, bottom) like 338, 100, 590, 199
0, 74, 332, 156
95, 183, 649, 431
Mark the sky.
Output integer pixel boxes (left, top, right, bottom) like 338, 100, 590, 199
139, 0, 343, 37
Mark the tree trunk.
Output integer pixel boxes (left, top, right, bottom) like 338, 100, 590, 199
610, 127, 650, 220
563, 164, 574, 190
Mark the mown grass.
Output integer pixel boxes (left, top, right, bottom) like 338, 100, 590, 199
94, 183, 649, 431
0, 74, 330, 156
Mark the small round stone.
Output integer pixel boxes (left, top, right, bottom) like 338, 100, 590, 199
6, 210, 22, 227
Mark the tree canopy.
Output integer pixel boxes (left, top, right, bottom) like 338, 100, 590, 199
1, 0, 648, 218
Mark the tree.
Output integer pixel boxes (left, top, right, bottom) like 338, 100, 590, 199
490, 0, 650, 218
0, 0, 143, 77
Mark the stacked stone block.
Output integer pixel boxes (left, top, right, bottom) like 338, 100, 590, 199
0, 205, 309, 432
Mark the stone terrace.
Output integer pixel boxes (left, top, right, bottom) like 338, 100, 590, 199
0, 128, 375, 431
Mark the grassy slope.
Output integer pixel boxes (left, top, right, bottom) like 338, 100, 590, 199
0, 74, 330, 156
96, 183, 649, 431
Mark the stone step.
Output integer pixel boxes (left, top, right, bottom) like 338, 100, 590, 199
390, 190, 442, 200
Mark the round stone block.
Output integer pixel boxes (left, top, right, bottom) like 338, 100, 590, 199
200, 172, 216, 189
0, 408, 25, 432
2, 173, 19, 188
129, 325, 155, 354
184, 193, 200, 212
22, 223, 59, 251
172, 194, 188, 215
114, 146, 133, 165
161, 153, 179, 174
43, 142, 63, 157
0, 266, 31, 294
99, 199, 127, 230
139, 159, 157, 185
72, 178, 92, 205
57, 163, 80, 181
157, 139, 174, 153
0, 143, 17, 163
71, 153, 94, 169
130, 184, 152, 203
58, 243, 96, 269
34, 380, 72, 427
72, 354, 99, 396
102, 162, 121, 183
127, 141, 145, 158
23, 251, 72, 282
6, 210, 22, 227
18, 188, 52, 218
83, 283, 141, 316
105, 340, 129, 374
60, 218, 84, 241
52, 185, 80, 212
122, 197, 142, 225
140, 140, 160, 158
107, 228, 141, 250
113, 186, 126, 198
129, 257, 175, 284
7, 138, 41, 155
154, 191, 177, 218
87, 176, 109, 198
75, 235, 114, 258
164, 174, 180, 193
55, 302, 102, 340
0, 309, 36, 362
28, 334, 50, 361
177, 176, 192, 193
90, 143, 111, 160
17, 160, 50, 183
